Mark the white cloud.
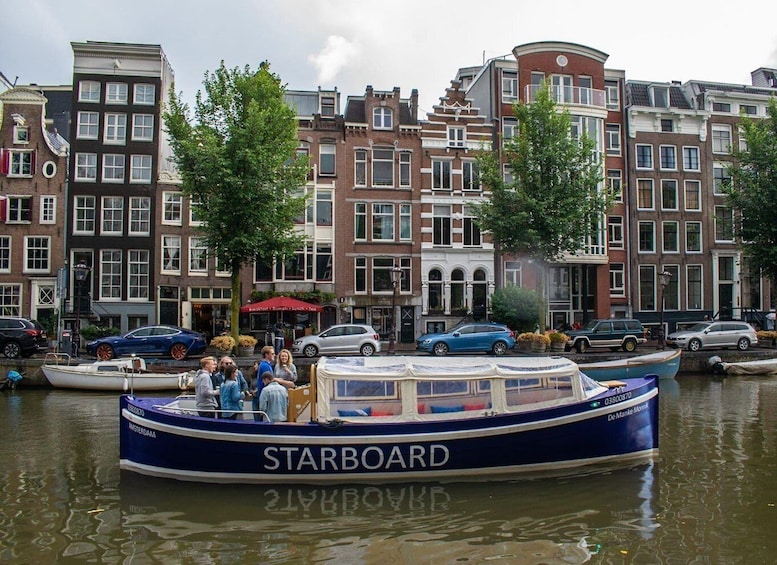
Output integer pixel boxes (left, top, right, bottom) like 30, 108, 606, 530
308, 36, 359, 85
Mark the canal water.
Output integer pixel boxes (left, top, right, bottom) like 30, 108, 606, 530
1, 373, 776, 564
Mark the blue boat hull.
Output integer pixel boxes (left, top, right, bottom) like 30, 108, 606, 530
120, 376, 658, 483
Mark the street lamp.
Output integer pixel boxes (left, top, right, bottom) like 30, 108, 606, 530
657, 270, 672, 350
73, 260, 90, 357
387, 265, 402, 355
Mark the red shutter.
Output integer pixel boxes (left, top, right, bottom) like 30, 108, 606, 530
0, 197, 7, 222
0, 149, 8, 175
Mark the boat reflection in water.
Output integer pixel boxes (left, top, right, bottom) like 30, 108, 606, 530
120, 462, 658, 563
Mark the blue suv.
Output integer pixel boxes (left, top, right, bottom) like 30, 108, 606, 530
416, 322, 516, 356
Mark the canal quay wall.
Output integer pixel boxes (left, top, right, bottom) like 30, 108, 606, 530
3, 346, 777, 388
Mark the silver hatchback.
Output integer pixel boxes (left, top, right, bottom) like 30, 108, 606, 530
666, 321, 758, 351
292, 324, 381, 358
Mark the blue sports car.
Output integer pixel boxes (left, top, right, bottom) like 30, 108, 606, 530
416, 322, 516, 356
85, 325, 208, 361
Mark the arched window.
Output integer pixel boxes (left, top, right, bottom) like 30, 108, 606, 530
451, 269, 465, 311
472, 269, 488, 320
428, 269, 443, 311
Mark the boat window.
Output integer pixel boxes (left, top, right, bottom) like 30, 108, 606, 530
417, 380, 469, 397
505, 375, 574, 408
334, 379, 397, 399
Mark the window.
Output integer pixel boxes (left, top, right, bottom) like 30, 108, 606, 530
503, 117, 517, 144
432, 159, 452, 190
639, 265, 656, 311
712, 124, 732, 154
0, 237, 10, 273
101, 196, 124, 235
448, 126, 465, 148
75, 153, 97, 181
651, 86, 669, 108
320, 96, 335, 117
128, 250, 149, 299
355, 257, 367, 293
316, 190, 332, 226
77, 111, 99, 139
684, 180, 701, 211
637, 179, 654, 210
636, 144, 653, 169
399, 152, 411, 187
712, 102, 731, 113
433, 205, 451, 246
661, 179, 678, 210
373, 107, 392, 129
12, 125, 29, 144
505, 261, 522, 286
319, 143, 335, 175
686, 222, 702, 252
659, 145, 677, 170
128, 197, 150, 235
189, 237, 208, 273
502, 71, 518, 102
714, 206, 734, 241
101, 250, 122, 299
130, 155, 152, 183
663, 221, 679, 252
354, 203, 366, 240
608, 216, 624, 249
40, 196, 56, 224
133, 84, 155, 105
608, 170, 623, 202
106, 82, 128, 104
638, 221, 655, 253
503, 164, 514, 184
713, 163, 730, 194
683, 146, 700, 171
427, 268, 443, 310
132, 114, 154, 141
663, 265, 680, 310
104, 113, 127, 144
24, 236, 50, 273
6, 196, 31, 223
189, 197, 204, 225
738, 127, 748, 152
450, 269, 465, 310
371, 257, 396, 293
78, 80, 100, 102
740, 104, 757, 116
605, 80, 620, 110
399, 204, 411, 241
372, 204, 394, 240
162, 235, 181, 273
687, 265, 703, 310
162, 192, 182, 224
8, 151, 33, 177
372, 148, 394, 186
578, 76, 592, 105
606, 124, 621, 155
102, 154, 125, 183
463, 161, 480, 191
74, 196, 96, 234
354, 149, 367, 186
610, 263, 625, 297
661, 119, 674, 133
463, 206, 481, 246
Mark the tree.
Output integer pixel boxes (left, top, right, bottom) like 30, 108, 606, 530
724, 97, 777, 284
165, 61, 309, 350
489, 286, 542, 334
475, 85, 610, 329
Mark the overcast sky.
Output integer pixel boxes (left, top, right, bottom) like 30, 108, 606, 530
3, 0, 777, 117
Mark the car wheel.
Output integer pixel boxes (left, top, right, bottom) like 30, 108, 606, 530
622, 339, 637, 352
575, 340, 588, 354
737, 337, 750, 351
2, 341, 21, 359
95, 344, 115, 360
492, 341, 508, 356
170, 343, 188, 360
432, 342, 449, 356
302, 344, 319, 358
688, 338, 702, 352
360, 343, 376, 356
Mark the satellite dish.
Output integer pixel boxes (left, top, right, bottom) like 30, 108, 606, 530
556, 55, 568, 67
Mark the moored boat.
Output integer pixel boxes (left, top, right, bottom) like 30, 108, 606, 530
578, 349, 681, 381
708, 355, 777, 376
43, 355, 193, 391
120, 355, 659, 484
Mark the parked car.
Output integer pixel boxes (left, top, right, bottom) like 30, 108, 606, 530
292, 324, 381, 358
416, 322, 516, 356
85, 325, 208, 360
0, 316, 43, 358
666, 320, 757, 351
29, 319, 50, 349
565, 319, 647, 353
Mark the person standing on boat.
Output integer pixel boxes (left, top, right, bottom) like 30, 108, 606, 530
217, 357, 248, 394
220, 364, 245, 420
258, 371, 288, 422
195, 356, 219, 418
275, 349, 298, 386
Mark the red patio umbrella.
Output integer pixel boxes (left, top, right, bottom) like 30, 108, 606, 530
239, 296, 323, 313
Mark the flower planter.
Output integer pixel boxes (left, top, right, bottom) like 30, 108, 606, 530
237, 346, 255, 357
550, 342, 565, 352
531, 344, 547, 353
516, 342, 532, 353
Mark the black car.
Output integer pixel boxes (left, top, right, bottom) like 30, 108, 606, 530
0, 317, 43, 358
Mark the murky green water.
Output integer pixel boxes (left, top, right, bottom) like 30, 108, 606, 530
1, 374, 776, 563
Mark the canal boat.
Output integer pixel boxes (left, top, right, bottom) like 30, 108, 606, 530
708, 355, 777, 376
578, 349, 681, 381
120, 355, 659, 484
43, 355, 193, 391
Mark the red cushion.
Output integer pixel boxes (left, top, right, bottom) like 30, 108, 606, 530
417, 403, 426, 414
371, 410, 394, 417
464, 403, 486, 411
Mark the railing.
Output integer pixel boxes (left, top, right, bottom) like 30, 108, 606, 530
524, 84, 606, 109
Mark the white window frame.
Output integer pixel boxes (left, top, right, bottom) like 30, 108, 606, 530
371, 203, 395, 241
128, 197, 150, 236
608, 216, 624, 249
433, 205, 452, 247
354, 149, 367, 187
78, 81, 100, 102
104, 113, 127, 145
684, 180, 702, 212
101, 196, 124, 235
712, 124, 732, 154
610, 263, 625, 297
371, 147, 394, 187
131, 114, 154, 141
637, 179, 655, 211
606, 124, 621, 155
127, 249, 150, 300
605, 80, 620, 110
0, 236, 11, 273
447, 126, 465, 148
76, 111, 99, 139
319, 143, 335, 176
133, 84, 155, 105
636, 144, 653, 170
40, 195, 56, 225
608, 169, 623, 202
659, 145, 677, 170
75, 153, 97, 182
662, 221, 680, 253
101, 154, 125, 183
638, 221, 656, 253
23, 236, 50, 274
682, 146, 700, 171
106, 82, 128, 104
463, 205, 481, 247
8, 151, 32, 177
73, 195, 96, 235
399, 152, 411, 187
713, 162, 730, 195
130, 155, 152, 183
661, 179, 679, 211
100, 250, 122, 300
502, 71, 518, 102
189, 237, 208, 274
373, 107, 393, 129
162, 191, 183, 225
685, 221, 703, 253
12, 125, 29, 144
161, 235, 181, 274
462, 160, 480, 191
399, 203, 412, 241
354, 203, 367, 241
432, 159, 452, 190
7, 196, 32, 223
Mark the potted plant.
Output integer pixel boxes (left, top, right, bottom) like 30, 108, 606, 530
548, 332, 569, 352
237, 334, 258, 356
210, 335, 235, 353
756, 330, 777, 348
516, 332, 534, 353
531, 333, 551, 352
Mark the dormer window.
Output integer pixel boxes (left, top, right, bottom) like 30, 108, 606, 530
13, 126, 29, 144
650, 85, 669, 108
448, 126, 465, 148
321, 96, 335, 117
373, 107, 392, 129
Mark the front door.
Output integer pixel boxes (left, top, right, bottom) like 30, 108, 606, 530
400, 306, 414, 343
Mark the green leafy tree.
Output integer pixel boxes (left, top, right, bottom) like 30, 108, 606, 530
475, 85, 610, 329
489, 286, 543, 334
164, 61, 309, 349
724, 97, 777, 284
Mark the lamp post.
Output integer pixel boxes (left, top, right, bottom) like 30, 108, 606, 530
657, 270, 672, 350
388, 265, 402, 355
73, 260, 90, 357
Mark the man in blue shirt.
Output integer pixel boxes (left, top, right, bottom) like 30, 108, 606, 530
259, 371, 288, 422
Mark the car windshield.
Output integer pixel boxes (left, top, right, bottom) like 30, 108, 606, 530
687, 322, 712, 332
582, 320, 600, 330
446, 325, 471, 334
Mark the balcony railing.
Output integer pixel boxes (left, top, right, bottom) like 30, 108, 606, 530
524, 85, 606, 109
